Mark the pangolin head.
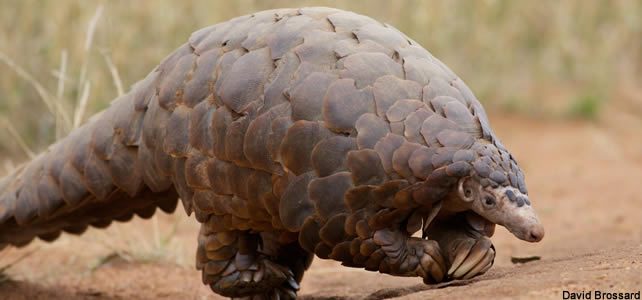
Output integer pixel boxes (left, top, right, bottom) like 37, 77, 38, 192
453, 141, 544, 242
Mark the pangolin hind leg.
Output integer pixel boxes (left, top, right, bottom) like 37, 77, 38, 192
196, 218, 311, 299
429, 214, 496, 280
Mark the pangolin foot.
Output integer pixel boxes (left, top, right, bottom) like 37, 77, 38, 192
373, 228, 447, 284
446, 236, 495, 280
408, 238, 447, 284
211, 256, 298, 299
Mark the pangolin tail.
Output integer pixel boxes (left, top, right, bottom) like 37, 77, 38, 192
0, 65, 183, 248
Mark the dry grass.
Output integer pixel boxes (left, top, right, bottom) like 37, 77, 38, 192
0, 211, 198, 283
85, 213, 192, 269
0, 247, 39, 282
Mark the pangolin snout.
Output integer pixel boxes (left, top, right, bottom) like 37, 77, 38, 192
499, 200, 545, 243
509, 211, 545, 242
525, 223, 545, 242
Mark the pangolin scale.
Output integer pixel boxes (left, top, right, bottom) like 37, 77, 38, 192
0, 7, 543, 299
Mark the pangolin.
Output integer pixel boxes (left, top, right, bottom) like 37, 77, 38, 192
0, 7, 544, 299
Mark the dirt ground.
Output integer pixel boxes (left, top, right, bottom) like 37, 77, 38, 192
1, 112, 641, 299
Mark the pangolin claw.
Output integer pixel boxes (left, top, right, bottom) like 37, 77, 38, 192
447, 237, 495, 280
211, 258, 298, 298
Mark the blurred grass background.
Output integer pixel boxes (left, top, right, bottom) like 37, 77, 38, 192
1, 0, 641, 163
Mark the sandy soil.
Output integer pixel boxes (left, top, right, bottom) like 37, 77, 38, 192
1, 112, 641, 299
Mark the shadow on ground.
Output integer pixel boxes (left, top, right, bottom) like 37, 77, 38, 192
0, 279, 119, 300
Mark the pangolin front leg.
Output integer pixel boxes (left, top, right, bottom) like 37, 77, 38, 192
299, 200, 448, 284
429, 214, 497, 280
196, 215, 312, 299
370, 227, 446, 283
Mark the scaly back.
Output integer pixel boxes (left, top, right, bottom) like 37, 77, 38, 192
0, 7, 510, 249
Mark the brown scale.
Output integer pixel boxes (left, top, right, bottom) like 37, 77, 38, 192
340, 52, 403, 89
355, 113, 390, 149
279, 172, 316, 232
188, 101, 217, 157
322, 78, 375, 132
290, 72, 338, 121
0, 7, 533, 299
392, 142, 424, 182
404, 108, 434, 144
310, 136, 357, 177
423, 78, 466, 103
373, 76, 423, 118
262, 53, 298, 112
386, 100, 425, 123
295, 30, 341, 66
405, 57, 451, 86
279, 120, 333, 175
346, 149, 388, 186
335, 37, 393, 59
356, 23, 410, 51
374, 133, 406, 175
224, 111, 255, 167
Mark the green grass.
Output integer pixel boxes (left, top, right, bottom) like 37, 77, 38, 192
568, 93, 603, 120
500, 97, 526, 114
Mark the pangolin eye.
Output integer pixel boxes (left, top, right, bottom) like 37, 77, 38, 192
483, 195, 496, 207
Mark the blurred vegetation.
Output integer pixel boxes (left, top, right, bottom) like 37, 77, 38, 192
1, 0, 641, 162
568, 93, 603, 120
